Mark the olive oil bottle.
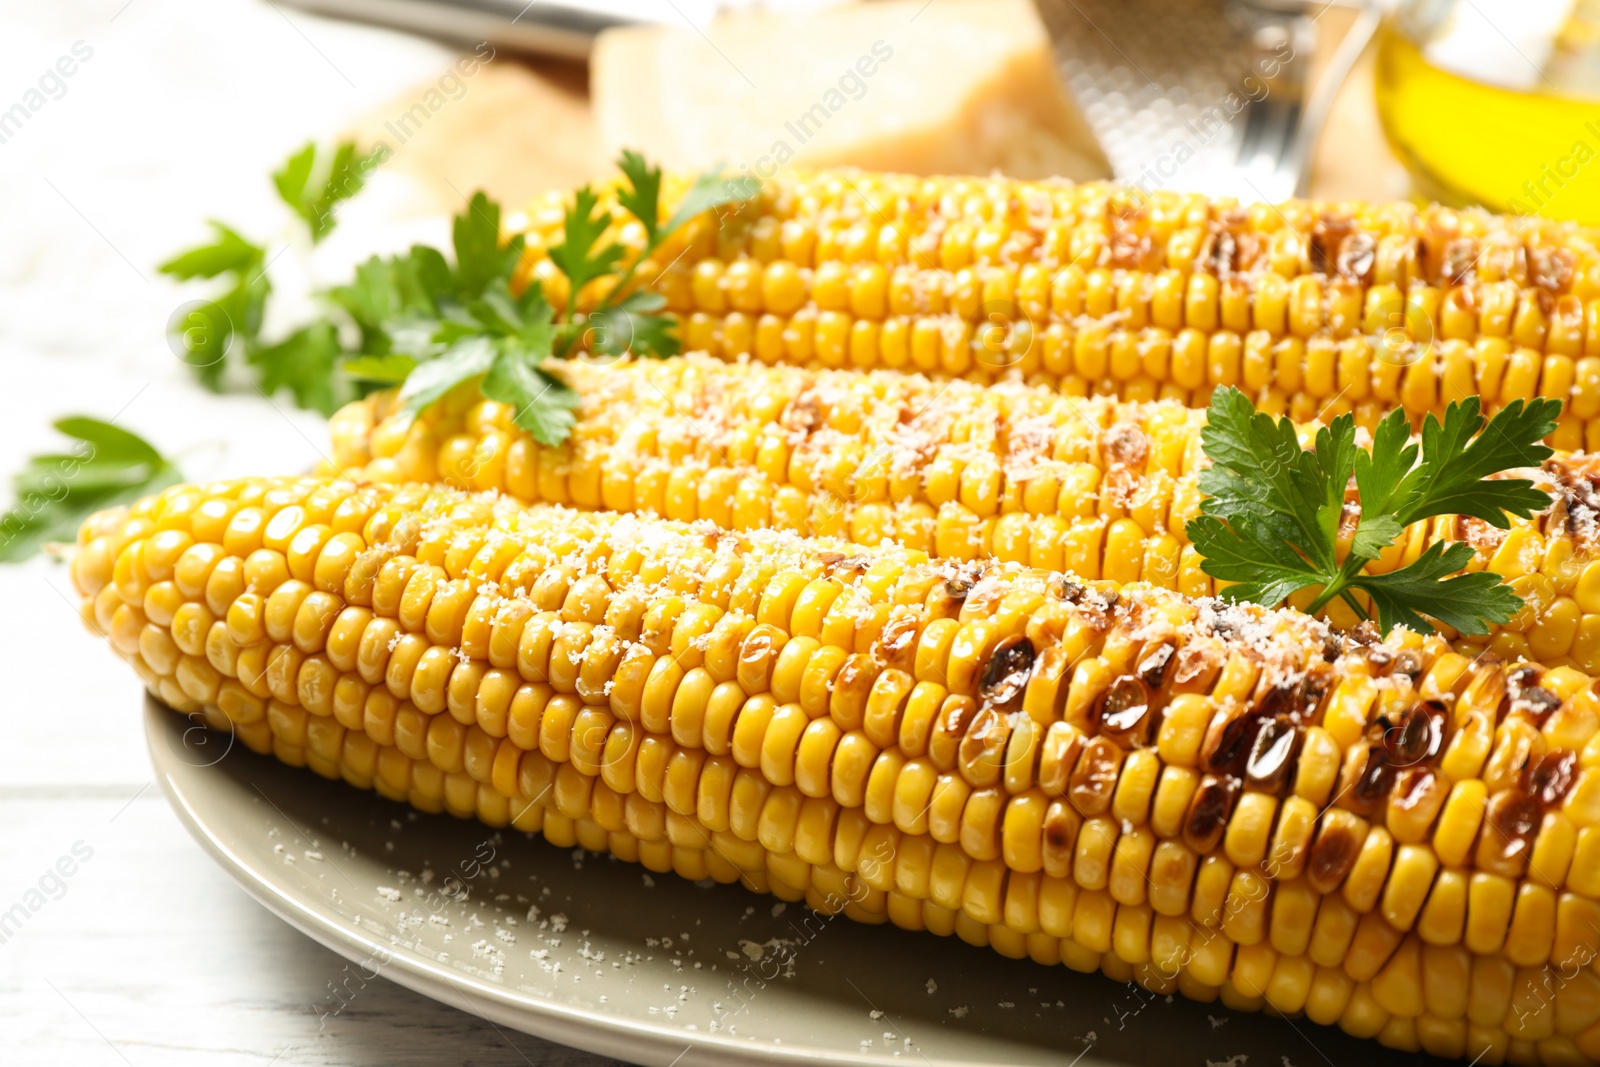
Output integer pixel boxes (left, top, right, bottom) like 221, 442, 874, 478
1374, 0, 1600, 224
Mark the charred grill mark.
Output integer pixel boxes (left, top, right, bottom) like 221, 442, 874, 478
832, 655, 876, 711
927, 574, 973, 618
1441, 238, 1477, 285
1069, 737, 1123, 816
981, 635, 1035, 710
1479, 788, 1542, 878
940, 696, 979, 739
1389, 766, 1445, 823
1381, 700, 1447, 767
1102, 423, 1149, 471
783, 393, 823, 432
1050, 576, 1085, 603
1306, 823, 1360, 894
1460, 661, 1511, 723
1202, 231, 1236, 276
1255, 678, 1304, 721
1300, 670, 1333, 718
1336, 231, 1376, 283
1173, 643, 1221, 688
1419, 229, 1453, 287
1530, 246, 1575, 293
1109, 230, 1157, 272
880, 614, 920, 673
1523, 749, 1578, 807
1044, 802, 1077, 853
958, 708, 1010, 785
1245, 717, 1300, 793
1508, 664, 1541, 689
1348, 745, 1396, 817
1137, 642, 1176, 688
1542, 461, 1600, 542
1513, 686, 1563, 725
1201, 708, 1256, 778
1350, 621, 1381, 648
819, 554, 870, 576
1310, 216, 1356, 276
1183, 774, 1240, 854
1197, 229, 1256, 277
1095, 675, 1154, 747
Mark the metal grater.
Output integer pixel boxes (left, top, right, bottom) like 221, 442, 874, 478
1037, 0, 1379, 202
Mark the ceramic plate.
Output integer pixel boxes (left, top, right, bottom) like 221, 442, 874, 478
146, 698, 1420, 1067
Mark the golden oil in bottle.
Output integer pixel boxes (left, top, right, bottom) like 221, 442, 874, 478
1374, 0, 1600, 224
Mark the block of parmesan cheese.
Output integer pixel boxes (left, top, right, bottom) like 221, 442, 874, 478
591, 0, 1109, 181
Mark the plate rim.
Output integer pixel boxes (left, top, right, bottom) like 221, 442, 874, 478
144, 697, 1021, 1067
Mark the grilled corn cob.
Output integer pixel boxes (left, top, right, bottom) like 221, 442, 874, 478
328, 354, 1600, 667
76, 475, 1600, 1064
328, 353, 1209, 573
513, 170, 1600, 446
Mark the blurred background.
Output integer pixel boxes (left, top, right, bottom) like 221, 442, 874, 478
289, 0, 1600, 221
1, 0, 1596, 1063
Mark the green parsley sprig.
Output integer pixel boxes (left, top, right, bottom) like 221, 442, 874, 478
161, 144, 757, 445
0, 418, 181, 563
160, 141, 383, 413
1186, 387, 1561, 636
355, 152, 758, 443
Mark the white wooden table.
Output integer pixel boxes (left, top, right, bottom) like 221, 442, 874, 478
0, 2, 612, 1062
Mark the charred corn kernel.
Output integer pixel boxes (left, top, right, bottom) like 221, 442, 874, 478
88, 474, 1600, 1061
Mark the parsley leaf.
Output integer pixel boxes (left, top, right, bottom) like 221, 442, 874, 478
503, 372, 579, 447
1349, 542, 1524, 636
662, 168, 760, 235
1193, 387, 1344, 574
587, 290, 677, 359
453, 193, 526, 299
396, 281, 575, 442
615, 149, 664, 245
1186, 512, 1322, 608
1354, 398, 1558, 528
340, 354, 417, 385
272, 144, 317, 221
1, 418, 181, 563
1188, 386, 1559, 636
545, 154, 761, 361
398, 338, 497, 414
547, 187, 623, 320
159, 221, 263, 279
159, 222, 269, 391
249, 321, 344, 415
483, 351, 578, 447
273, 141, 386, 242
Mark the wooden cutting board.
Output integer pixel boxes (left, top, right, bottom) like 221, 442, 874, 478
350, 5, 1408, 213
